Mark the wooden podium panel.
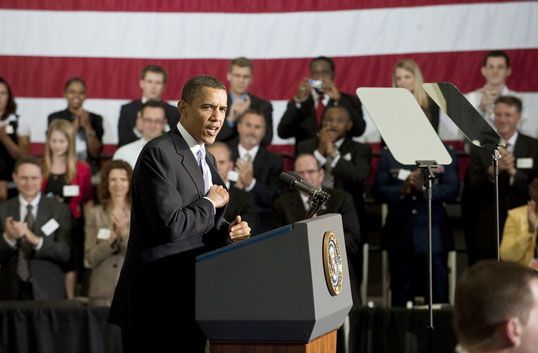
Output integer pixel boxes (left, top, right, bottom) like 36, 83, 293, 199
210, 331, 336, 353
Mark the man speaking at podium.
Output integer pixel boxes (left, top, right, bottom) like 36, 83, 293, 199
109, 76, 251, 353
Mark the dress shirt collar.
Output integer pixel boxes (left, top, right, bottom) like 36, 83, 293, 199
311, 89, 329, 107
19, 192, 41, 218
238, 144, 259, 161
177, 121, 205, 157
334, 137, 344, 149
505, 131, 518, 153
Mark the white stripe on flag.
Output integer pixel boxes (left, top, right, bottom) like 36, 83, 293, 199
1, 2, 537, 59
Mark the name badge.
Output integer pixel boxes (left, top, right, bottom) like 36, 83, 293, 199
343, 153, 352, 161
41, 218, 60, 236
63, 185, 80, 197
97, 228, 112, 240
517, 158, 533, 169
397, 169, 411, 181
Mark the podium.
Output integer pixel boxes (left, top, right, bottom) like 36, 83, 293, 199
196, 214, 353, 353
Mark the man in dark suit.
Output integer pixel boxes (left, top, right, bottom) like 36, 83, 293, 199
277, 56, 366, 149
228, 109, 283, 234
117, 65, 180, 147
462, 95, 538, 265
297, 105, 371, 230
0, 157, 71, 300
109, 76, 251, 353
207, 142, 256, 229
216, 57, 273, 145
273, 153, 361, 353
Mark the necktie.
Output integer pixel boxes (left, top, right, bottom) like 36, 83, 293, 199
197, 147, 213, 194
243, 152, 252, 162
315, 94, 325, 127
323, 156, 335, 189
17, 204, 34, 282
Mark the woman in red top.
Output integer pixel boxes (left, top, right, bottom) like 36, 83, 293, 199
42, 119, 92, 299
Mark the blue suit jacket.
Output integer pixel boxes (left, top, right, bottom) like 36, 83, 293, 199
373, 146, 459, 254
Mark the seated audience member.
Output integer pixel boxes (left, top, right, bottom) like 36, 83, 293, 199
216, 57, 273, 145
462, 96, 538, 266
42, 119, 92, 299
84, 160, 132, 306
113, 101, 166, 168
117, 65, 179, 147
297, 105, 371, 229
273, 153, 361, 304
0, 77, 29, 200
207, 142, 256, 229
466, 50, 521, 128
272, 153, 361, 353
228, 109, 283, 234
501, 178, 538, 268
48, 77, 104, 174
0, 157, 71, 300
453, 261, 538, 353
393, 59, 440, 131
373, 145, 459, 307
277, 56, 365, 149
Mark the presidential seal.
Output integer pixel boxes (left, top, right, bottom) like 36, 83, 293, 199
322, 231, 343, 296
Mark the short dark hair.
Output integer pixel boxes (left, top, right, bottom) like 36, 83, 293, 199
495, 95, 522, 113
453, 261, 538, 350
309, 56, 335, 75
228, 57, 253, 72
237, 108, 265, 126
0, 77, 17, 119
98, 159, 133, 209
482, 50, 510, 68
140, 65, 168, 83
14, 156, 42, 174
64, 77, 86, 92
207, 142, 232, 162
295, 153, 322, 170
180, 75, 226, 104
139, 100, 167, 117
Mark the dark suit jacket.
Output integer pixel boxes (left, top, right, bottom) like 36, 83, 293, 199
0, 195, 72, 300
373, 147, 459, 255
110, 127, 229, 333
462, 132, 538, 263
297, 137, 372, 227
272, 189, 362, 305
277, 92, 365, 148
117, 99, 180, 147
224, 184, 256, 231
229, 141, 283, 234
217, 93, 273, 145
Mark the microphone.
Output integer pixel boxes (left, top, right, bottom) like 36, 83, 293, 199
279, 172, 330, 201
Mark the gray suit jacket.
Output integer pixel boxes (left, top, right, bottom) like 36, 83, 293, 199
0, 195, 72, 300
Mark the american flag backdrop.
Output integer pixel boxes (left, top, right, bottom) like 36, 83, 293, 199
1, 0, 537, 151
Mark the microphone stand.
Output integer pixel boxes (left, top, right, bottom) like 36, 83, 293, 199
492, 147, 501, 261
416, 160, 437, 353
307, 191, 331, 219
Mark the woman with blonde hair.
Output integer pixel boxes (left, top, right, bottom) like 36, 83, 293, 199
84, 159, 132, 305
42, 119, 92, 298
392, 59, 440, 131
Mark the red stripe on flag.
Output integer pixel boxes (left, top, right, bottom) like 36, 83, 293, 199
2, 49, 537, 101
0, 0, 520, 13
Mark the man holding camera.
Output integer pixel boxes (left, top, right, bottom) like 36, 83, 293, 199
277, 56, 365, 149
